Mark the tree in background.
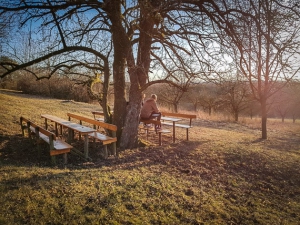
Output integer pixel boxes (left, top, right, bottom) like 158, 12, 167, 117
197, 83, 222, 116
271, 82, 300, 122
289, 82, 300, 123
216, 69, 251, 121
214, 0, 300, 139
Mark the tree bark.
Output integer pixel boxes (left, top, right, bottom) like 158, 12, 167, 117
106, 0, 130, 148
119, 4, 156, 149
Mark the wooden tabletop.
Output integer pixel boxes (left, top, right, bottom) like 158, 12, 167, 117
41, 114, 96, 134
161, 116, 182, 122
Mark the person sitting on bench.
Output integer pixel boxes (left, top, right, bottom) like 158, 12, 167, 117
140, 94, 161, 131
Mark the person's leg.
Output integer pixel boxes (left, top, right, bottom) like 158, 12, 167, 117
150, 112, 161, 131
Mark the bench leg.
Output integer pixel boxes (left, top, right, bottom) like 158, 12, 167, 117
93, 137, 96, 149
186, 129, 189, 141
51, 156, 56, 165
84, 134, 89, 159
104, 145, 108, 159
172, 121, 176, 143
60, 125, 63, 136
112, 142, 116, 157
159, 132, 162, 146
146, 128, 149, 140
63, 153, 68, 165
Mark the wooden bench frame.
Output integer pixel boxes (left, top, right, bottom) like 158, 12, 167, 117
67, 113, 117, 158
20, 117, 72, 165
139, 118, 172, 145
160, 112, 196, 141
91, 111, 105, 122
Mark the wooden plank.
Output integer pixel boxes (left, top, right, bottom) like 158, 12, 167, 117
88, 132, 117, 145
161, 122, 191, 129
161, 111, 196, 119
31, 127, 72, 150
67, 113, 117, 131
140, 118, 161, 126
50, 148, 71, 156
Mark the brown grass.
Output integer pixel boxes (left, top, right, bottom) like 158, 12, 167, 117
1, 89, 300, 224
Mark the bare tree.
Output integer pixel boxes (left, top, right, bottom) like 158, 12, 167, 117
197, 83, 222, 116
218, 74, 251, 122
213, 0, 300, 138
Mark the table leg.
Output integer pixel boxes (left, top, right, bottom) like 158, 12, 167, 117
172, 121, 176, 143
44, 118, 48, 129
84, 134, 89, 159
159, 132, 162, 146
55, 122, 58, 136
67, 128, 74, 143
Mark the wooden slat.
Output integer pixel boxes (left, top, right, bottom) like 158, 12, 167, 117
140, 118, 161, 126
50, 148, 72, 156
161, 111, 196, 119
92, 111, 104, 116
88, 132, 117, 145
67, 113, 117, 131
161, 122, 191, 129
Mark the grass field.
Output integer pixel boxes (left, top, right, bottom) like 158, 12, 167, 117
0, 90, 300, 224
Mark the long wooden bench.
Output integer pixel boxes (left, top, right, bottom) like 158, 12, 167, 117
140, 118, 161, 128
91, 111, 105, 122
20, 116, 72, 165
139, 118, 172, 145
160, 112, 197, 141
67, 113, 117, 158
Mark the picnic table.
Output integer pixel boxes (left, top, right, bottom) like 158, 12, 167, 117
41, 114, 96, 159
160, 116, 182, 143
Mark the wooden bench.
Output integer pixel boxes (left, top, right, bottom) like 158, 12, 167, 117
160, 112, 196, 141
91, 111, 105, 122
67, 113, 117, 158
139, 118, 171, 145
20, 116, 72, 164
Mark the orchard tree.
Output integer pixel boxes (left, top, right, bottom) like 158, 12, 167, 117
198, 83, 222, 116
213, 0, 300, 139
217, 70, 251, 121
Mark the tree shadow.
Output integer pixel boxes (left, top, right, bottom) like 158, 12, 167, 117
0, 133, 107, 168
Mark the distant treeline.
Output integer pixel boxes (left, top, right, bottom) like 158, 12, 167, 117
1, 74, 91, 103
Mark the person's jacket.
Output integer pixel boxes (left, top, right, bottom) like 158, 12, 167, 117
140, 98, 159, 119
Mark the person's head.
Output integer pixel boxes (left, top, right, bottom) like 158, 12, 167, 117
151, 94, 157, 101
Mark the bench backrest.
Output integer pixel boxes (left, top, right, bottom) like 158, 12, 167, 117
20, 116, 56, 140
161, 112, 196, 119
67, 113, 117, 132
160, 112, 196, 126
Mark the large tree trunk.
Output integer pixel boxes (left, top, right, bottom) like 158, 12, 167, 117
106, 0, 130, 149
101, 60, 113, 124
119, 84, 143, 149
119, 4, 156, 149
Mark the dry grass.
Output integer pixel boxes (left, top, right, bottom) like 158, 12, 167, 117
1, 90, 300, 224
